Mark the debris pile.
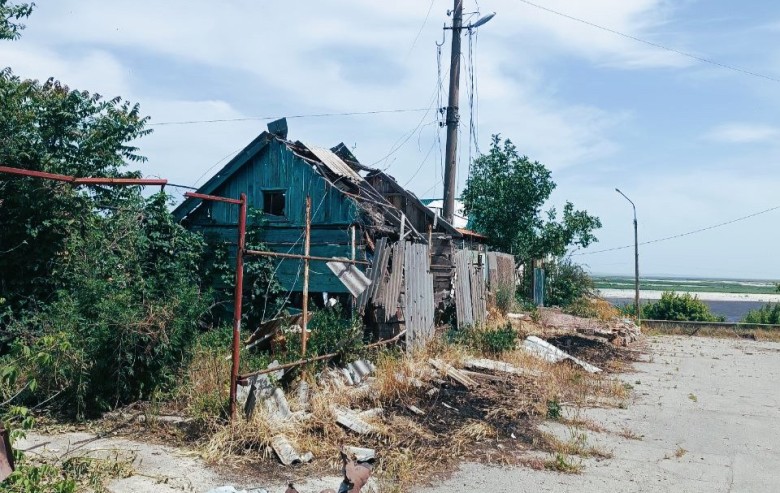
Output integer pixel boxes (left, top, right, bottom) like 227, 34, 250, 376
534, 308, 642, 347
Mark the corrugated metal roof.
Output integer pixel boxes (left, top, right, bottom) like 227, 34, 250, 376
307, 145, 364, 184
326, 260, 372, 297
404, 242, 435, 350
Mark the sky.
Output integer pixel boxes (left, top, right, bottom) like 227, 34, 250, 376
2, 0, 780, 279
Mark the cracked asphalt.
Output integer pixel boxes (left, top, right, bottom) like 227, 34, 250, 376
421, 335, 780, 493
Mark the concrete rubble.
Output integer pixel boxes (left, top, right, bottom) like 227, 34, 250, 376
522, 335, 602, 373
535, 308, 642, 347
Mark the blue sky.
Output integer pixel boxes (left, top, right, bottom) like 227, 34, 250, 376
2, 0, 780, 279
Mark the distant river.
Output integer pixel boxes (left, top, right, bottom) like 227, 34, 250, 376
607, 298, 768, 323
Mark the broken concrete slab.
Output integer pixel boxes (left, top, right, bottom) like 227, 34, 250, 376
332, 407, 377, 435
241, 360, 286, 417
463, 357, 542, 378
343, 446, 376, 462
263, 387, 293, 421
296, 380, 310, 410
522, 335, 602, 373
271, 435, 312, 466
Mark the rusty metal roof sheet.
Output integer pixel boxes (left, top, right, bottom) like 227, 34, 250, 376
307, 145, 364, 184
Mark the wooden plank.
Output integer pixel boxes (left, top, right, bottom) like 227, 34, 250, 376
453, 249, 474, 327
429, 359, 478, 389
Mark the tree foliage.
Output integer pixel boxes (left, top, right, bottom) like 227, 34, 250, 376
0, 69, 151, 310
0, 67, 222, 415
0, 0, 33, 40
462, 136, 602, 261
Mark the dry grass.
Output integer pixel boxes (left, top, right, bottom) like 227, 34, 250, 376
568, 297, 623, 322
539, 429, 613, 460
644, 325, 780, 343
180, 320, 638, 491
617, 427, 642, 440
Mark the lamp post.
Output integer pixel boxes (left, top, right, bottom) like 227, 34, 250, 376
616, 188, 640, 325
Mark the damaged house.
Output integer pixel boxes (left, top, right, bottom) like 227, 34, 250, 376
174, 119, 512, 347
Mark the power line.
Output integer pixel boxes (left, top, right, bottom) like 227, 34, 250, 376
148, 107, 431, 126
516, 0, 780, 84
406, 0, 437, 59
574, 204, 780, 256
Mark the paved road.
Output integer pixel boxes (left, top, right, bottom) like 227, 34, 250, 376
422, 336, 780, 493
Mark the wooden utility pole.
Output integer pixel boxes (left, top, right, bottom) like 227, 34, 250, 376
442, 0, 463, 224
301, 196, 312, 357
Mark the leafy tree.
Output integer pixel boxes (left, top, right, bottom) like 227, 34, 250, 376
0, 0, 33, 40
640, 291, 725, 322
462, 135, 601, 261
0, 69, 151, 311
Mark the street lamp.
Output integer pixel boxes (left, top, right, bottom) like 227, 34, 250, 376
615, 188, 640, 326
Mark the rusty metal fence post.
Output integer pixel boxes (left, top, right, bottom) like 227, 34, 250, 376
229, 193, 247, 419
182, 191, 247, 420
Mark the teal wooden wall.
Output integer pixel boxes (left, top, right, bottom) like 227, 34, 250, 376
190, 140, 366, 293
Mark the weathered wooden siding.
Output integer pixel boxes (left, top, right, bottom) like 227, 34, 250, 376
186, 140, 365, 293
209, 140, 358, 227
486, 252, 516, 291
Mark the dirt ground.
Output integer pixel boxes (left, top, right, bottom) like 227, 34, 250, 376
421, 335, 780, 493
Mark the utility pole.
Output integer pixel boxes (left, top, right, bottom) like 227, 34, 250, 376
442, 0, 463, 224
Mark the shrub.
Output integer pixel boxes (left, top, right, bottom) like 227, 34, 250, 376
494, 285, 516, 315
742, 303, 780, 324
284, 304, 364, 366
1, 193, 211, 417
641, 291, 725, 322
447, 323, 518, 355
545, 259, 594, 308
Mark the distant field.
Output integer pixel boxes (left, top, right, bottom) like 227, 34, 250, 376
593, 276, 779, 295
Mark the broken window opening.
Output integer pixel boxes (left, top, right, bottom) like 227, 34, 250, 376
262, 190, 286, 217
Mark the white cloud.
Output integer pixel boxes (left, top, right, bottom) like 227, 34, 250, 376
705, 123, 780, 144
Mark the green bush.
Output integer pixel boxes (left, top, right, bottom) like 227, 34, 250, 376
494, 285, 516, 315
1, 193, 211, 417
742, 303, 780, 324
446, 323, 518, 355
284, 304, 364, 366
545, 259, 593, 308
640, 291, 725, 322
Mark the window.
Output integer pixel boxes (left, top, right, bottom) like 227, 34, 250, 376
262, 190, 286, 217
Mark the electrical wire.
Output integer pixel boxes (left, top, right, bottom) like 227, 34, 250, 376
193, 146, 244, 186
370, 88, 440, 170
406, 0, 437, 59
148, 107, 432, 127
516, 0, 780, 84
573, 204, 780, 256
